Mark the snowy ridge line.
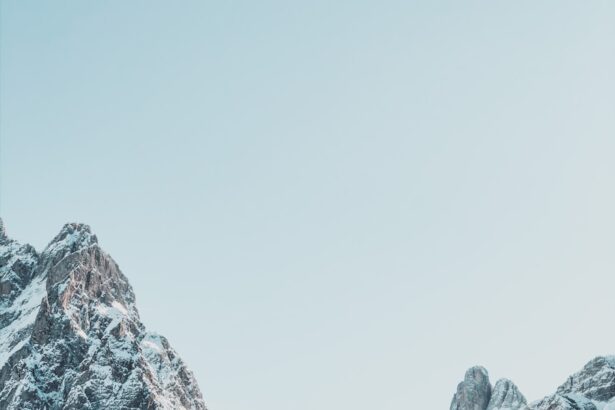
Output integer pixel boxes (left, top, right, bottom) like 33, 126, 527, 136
0, 219, 206, 410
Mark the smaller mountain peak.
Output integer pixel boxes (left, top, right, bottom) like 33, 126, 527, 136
451, 366, 492, 410
488, 379, 527, 410
0, 217, 6, 239
584, 355, 615, 368
556, 355, 615, 402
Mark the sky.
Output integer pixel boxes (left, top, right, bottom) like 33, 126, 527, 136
1, 1, 614, 409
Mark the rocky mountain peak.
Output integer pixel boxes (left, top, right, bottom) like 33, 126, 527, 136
0, 218, 6, 239
44, 222, 98, 256
0, 219, 206, 409
450, 366, 492, 410
450, 367, 530, 410
37, 222, 100, 279
556, 356, 615, 402
487, 379, 527, 410
451, 359, 615, 410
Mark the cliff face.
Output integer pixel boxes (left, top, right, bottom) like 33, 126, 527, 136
451, 357, 615, 410
450, 366, 494, 410
0, 219, 206, 409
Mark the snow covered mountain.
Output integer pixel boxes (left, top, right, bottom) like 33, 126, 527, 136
0, 219, 206, 409
451, 357, 615, 409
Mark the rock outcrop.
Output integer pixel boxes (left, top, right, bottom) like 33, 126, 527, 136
0, 218, 206, 409
451, 366, 493, 410
451, 357, 615, 410
450, 367, 527, 410
487, 379, 528, 410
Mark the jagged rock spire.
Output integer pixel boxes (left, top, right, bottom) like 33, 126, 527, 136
488, 379, 527, 410
450, 366, 492, 410
0, 217, 6, 239
452, 359, 615, 410
451, 367, 529, 410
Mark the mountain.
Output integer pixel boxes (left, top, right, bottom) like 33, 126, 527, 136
0, 219, 206, 409
450, 357, 615, 409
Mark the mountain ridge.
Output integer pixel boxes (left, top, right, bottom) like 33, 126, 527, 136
451, 357, 615, 410
0, 218, 206, 409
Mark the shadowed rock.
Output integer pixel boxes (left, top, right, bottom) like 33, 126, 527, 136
451, 366, 492, 410
0, 220, 206, 409
452, 357, 615, 410
556, 356, 615, 402
488, 379, 528, 410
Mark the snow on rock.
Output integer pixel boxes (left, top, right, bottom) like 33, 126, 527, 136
530, 393, 599, 410
488, 379, 528, 410
0, 275, 46, 369
0, 227, 39, 304
556, 356, 615, 402
0, 220, 206, 409
451, 357, 615, 410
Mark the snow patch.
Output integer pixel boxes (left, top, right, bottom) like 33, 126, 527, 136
0, 275, 46, 368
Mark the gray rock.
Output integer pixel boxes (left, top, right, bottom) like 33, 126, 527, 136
452, 357, 615, 410
555, 356, 615, 402
487, 379, 528, 410
0, 220, 206, 409
451, 366, 492, 410
0, 219, 38, 304
529, 394, 598, 410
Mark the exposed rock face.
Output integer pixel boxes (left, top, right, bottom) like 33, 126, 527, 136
451, 366, 493, 410
451, 357, 615, 410
450, 367, 526, 410
0, 219, 206, 409
487, 379, 527, 410
556, 356, 615, 402
530, 394, 598, 410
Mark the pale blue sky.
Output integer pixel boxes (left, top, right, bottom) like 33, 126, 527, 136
1, 1, 614, 409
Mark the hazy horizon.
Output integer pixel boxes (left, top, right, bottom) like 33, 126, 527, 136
1, 1, 614, 409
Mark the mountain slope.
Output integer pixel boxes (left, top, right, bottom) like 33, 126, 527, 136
451, 358, 615, 410
0, 219, 206, 409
